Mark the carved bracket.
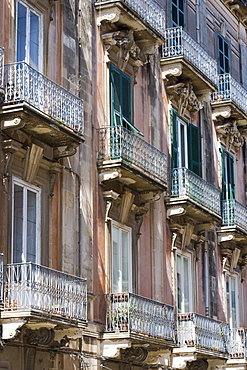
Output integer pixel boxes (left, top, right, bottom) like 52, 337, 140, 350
103, 190, 120, 222
215, 120, 244, 153
120, 347, 148, 363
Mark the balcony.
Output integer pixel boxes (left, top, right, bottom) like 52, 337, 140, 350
230, 328, 247, 359
104, 292, 175, 345
0, 62, 84, 152
95, 0, 166, 43
212, 74, 247, 123
1, 262, 87, 327
97, 125, 167, 192
166, 168, 221, 223
177, 313, 230, 358
160, 27, 218, 94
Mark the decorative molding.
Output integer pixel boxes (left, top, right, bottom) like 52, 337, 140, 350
99, 168, 122, 184
212, 106, 232, 120
166, 81, 200, 116
132, 204, 148, 238
1, 117, 25, 130
53, 145, 77, 159
121, 347, 148, 363
215, 120, 244, 153
119, 190, 135, 223
103, 190, 120, 222
102, 29, 145, 71
24, 348, 36, 370
96, 8, 121, 26
24, 327, 55, 345
138, 190, 161, 205
167, 207, 186, 218
181, 223, 195, 250
161, 62, 183, 80
23, 143, 44, 183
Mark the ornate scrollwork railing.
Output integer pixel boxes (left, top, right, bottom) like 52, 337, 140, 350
177, 313, 230, 356
161, 27, 218, 86
98, 125, 167, 185
3, 62, 84, 134
171, 167, 221, 216
95, 0, 166, 36
222, 199, 247, 233
105, 292, 175, 342
230, 328, 247, 359
212, 73, 247, 116
3, 262, 87, 323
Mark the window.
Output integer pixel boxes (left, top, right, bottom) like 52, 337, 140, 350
171, 0, 185, 28
221, 148, 235, 200
16, 1, 42, 71
218, 34, 230, 75
170, 109, 200, 175
111, 222, 132, 293
177, 253, 192, 313
226, 274, 239, 329
12, 178, 41, 263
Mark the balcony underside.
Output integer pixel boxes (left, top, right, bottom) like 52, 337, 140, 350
1, 102, 84, 149
166, 197, 221, 224
98, 159, 167, 192
211, 100, 247, 125
217, 227, 247, 249
103, 330, 176, 347
161, 57, 217, 95
1, 308, 87, 328
95, 1, 164, 46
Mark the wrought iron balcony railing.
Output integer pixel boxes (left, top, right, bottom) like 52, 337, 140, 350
98, 125, 167, 186
212, 73, 247, 115
222, 199, 247, 233
3, 262, 87, 323
0, 46, 4, 90
95, 0, 166, 36
3, 62, 84, 135
230, 328, 247, 359
170, 168, 221, 217
177, 313, 230, 356
105, 292, 175, 343
161, 27, 218, 86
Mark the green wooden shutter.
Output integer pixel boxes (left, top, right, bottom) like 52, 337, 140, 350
221, 148, 235, 200
110, 65, 131, 128
170, 109, 178, 169
188, 123, 200, 176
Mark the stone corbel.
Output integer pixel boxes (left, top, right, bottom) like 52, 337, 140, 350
119, 189, 135, 224
139, 190, 161, 205
194, 222, 216, 235
161, 62, 183, 81
53, 145, 77, 159
23, 327, 55, 345
2, 319, 27, 340
2, 139, 23, 193
49, 163, 62, 197
132, 204, 148, 238
215, 120, 244, 153
96, 7, 121, 26
218, 233, 235, 244
221, 247, 232, 272
99, 168, 122, 184
212, 106, 232, 121
23, 143, 44, 184
181, 223, 195, 251
102, 339, 131, 358
1, 117, 25, 131
240, 255, 247, 282
230, 247, 241, 272
103, 190, 120, 222
167, 206, 186, 218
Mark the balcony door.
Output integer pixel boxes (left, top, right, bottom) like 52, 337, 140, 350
226, 274, 239, 330
16, 1, 42, 71
218, 34, 230, 75
171, 0, 185, 28
176, 252, 192, 313
170, 109, 200, 175
111, 222, 132, 293
12, 177, 41, 264
221, 148, 235, 201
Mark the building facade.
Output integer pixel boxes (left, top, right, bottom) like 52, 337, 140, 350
0, 0, 247, 369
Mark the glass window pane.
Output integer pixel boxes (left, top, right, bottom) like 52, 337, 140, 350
122, 231, 129, 292
112, 227, 120, 292
26, 190, 37, 263
183, 258, 190, 312
30, 11, 39, 69
13, 185, 23, 263
17, 3, 27, 62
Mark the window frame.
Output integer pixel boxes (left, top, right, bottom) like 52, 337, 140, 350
176, 251, 193, 313
170, 0, 186, 28
12, 177, 41, 264
16, 0, 43, 72
221, 147, 235, 201
225, 273, 240, 330
111, 221, 132, 293
217, 34, 230, 75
